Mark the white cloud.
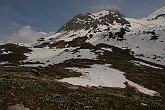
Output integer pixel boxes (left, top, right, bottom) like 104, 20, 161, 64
7, 26, 46, 43
90, 4, 121, 13
11, 22, 22, 28
0, 40, 5, 45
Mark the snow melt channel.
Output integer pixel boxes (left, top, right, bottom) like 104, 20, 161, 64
59, 64, 158, 96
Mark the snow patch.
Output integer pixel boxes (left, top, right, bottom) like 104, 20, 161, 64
132, 61, 162, 69
59, 64, 158, 96
24, 47, 97, 67
7, 104, 29, 110
92, 10, 110, 19
101, 47, 113, 52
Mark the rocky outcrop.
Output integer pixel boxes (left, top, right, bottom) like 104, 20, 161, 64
58, 10, 130, 32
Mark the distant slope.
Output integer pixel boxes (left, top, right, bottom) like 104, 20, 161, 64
149, 6, 165, 19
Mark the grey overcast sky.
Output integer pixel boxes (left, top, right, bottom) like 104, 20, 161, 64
0, 0, 165, 42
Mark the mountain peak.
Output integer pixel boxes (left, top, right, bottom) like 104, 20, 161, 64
92, 10, 111, 19
91, 9, 124, 19
57, 10, 129, 32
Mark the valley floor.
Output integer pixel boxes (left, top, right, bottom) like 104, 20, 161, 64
0, 63, 165, 110
0, 43, 165, 110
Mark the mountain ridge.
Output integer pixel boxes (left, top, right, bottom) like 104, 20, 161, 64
57, 10, 130, 32
30, 7, 165, 66
149, 6, 165, 19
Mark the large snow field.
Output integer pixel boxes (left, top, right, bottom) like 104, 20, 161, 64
88, 29, 165, 66
24, 47, 97, 67
59, 64, 159, 96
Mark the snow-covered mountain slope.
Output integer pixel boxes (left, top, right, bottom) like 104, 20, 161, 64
32, 8, 165, 66
1, 8, 165, 96
149, 6, 165, 19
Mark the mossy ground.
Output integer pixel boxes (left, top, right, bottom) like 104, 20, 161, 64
0, 43, 165, 110
0, 76, 164, 110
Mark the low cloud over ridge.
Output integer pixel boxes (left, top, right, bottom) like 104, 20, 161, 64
90, 4, 121, 12
7, 26, 46, 43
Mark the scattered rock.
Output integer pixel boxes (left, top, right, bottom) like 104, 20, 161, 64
68, 86, 79, 90
7, 104, 29, 110
31, 69, 40, 75
2, 74, 12, 79
141, 103, 148, 106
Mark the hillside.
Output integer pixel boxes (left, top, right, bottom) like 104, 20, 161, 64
32, 9, 165, 66
0, 8, 165, 110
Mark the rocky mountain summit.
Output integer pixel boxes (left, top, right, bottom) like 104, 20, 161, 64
31, 8, 165, 66
58, 10, 130, 32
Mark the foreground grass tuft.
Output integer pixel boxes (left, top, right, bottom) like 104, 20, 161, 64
0, 77, 164, 110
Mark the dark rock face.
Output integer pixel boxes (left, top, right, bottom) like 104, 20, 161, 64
155, 14, 165, 19
34, 42, 50, 48
48, 36, 88, 48
99, 11, 129, 25
49, 40, 68, 48
114, 28, 127, 38
68, 36, 88, 47
58, 14, 94, 32
143, 30, 160, 41
0, 44, 32, 64
58, 10, 130, 32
